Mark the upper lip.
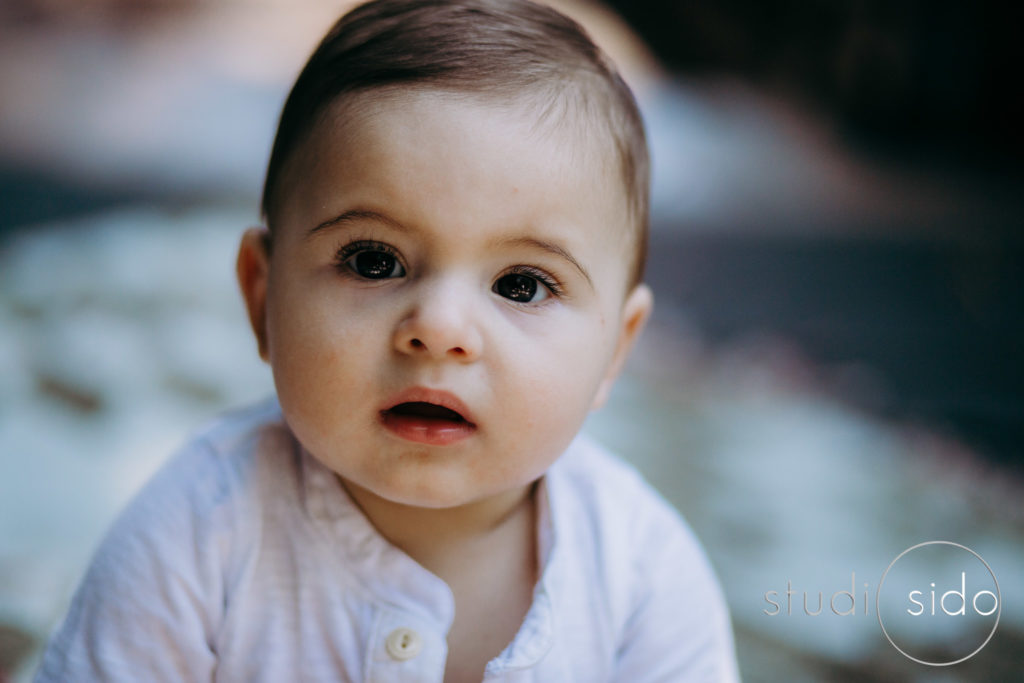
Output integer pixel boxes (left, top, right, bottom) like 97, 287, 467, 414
380, 387, 476, 425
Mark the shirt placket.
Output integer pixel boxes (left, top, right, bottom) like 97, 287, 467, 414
364, 606, 448, 683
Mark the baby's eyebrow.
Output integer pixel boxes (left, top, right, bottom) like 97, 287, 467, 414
496, 236, 592, 286
306, 209, 406, 238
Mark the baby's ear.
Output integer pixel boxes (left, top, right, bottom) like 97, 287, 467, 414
592, 283, 653, 411
237, 227, 272, 362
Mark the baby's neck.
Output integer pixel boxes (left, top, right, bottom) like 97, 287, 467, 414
342, 478, 540, 682
340, 479, 539, 577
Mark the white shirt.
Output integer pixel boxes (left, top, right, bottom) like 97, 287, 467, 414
36, 398, 739, 682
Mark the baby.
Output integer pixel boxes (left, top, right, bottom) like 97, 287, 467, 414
37, 0, 738, 681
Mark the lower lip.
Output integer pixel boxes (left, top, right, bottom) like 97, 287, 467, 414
381, 412, 476, 445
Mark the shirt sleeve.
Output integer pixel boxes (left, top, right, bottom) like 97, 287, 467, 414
612, 497, 740, 683
35, 439, 234, 682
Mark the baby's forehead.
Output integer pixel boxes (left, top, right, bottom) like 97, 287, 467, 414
292, 88, 624, 202
331, 87, 616, 157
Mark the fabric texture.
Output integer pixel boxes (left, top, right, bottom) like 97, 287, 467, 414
36, 398, 739, 682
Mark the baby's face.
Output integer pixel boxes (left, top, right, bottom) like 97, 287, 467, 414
239, 91, 650, 509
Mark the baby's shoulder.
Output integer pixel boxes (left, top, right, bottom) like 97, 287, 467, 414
551, 434, 689, 541
546, 436, 737, 679
186, 395, 291, 469
548, 434, 723, 604
142, 397, 293, 512
34, 399, 301, 680
98, 398, 299, 573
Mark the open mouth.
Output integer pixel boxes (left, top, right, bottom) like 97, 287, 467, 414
384, 401, 470, 424
380, 399, 477, 445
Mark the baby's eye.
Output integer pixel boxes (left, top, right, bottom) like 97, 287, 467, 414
339, 242, 405, 279
492, 271, 553, 303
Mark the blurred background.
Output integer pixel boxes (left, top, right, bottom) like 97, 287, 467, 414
1, 0, 1021, 680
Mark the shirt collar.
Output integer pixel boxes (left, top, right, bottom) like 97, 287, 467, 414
485, 472, 560, 674
299, 444, 455, 629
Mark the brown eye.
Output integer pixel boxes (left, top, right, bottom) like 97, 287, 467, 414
493, 273, 549, 303
344, 249, 405, 279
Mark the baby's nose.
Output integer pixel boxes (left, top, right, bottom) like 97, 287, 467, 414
392, 285, 482, 362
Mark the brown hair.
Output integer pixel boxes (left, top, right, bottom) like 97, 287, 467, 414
261, 0, 649, 284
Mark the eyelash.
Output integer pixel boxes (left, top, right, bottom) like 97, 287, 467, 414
334, 239, 402, 273
332, 239, 564, 299
502, 265, 563, 298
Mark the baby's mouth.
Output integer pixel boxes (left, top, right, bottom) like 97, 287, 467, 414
380, 401, 477, 446
388, 401, 462, 420
383, 402, 474, 426
385, 401, 475, 428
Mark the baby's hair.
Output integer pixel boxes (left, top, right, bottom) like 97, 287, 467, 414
261, 0, 649, 285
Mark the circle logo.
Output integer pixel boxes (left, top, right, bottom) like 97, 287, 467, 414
876, 541, 1000, 666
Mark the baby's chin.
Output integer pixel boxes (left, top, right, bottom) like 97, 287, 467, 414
336, 468, 533, 514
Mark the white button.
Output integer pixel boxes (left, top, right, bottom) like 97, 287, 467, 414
385, 627, 423, 661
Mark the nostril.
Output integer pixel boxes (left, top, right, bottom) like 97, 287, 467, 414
410, 339, 425, 349
451, 347, 465, 355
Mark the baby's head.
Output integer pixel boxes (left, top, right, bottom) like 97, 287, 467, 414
238, 0, 653, 511
261, 0, 649, 287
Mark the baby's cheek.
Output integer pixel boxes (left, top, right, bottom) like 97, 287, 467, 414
517, 361, 593, 441
270, 330, 340, 424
